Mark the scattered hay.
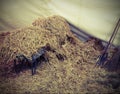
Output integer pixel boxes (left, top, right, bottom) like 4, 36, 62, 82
0, 15, 120, 94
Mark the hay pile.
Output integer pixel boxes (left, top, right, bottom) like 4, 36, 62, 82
0, 15, 120, 94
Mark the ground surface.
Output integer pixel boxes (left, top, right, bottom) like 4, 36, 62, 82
0, 15, 120, 94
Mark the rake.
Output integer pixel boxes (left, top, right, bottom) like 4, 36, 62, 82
95, 18, 120, 67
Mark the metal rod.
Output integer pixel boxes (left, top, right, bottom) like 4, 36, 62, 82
68, 21, 116, 47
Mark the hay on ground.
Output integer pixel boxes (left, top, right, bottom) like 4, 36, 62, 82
0, 15, 120, 94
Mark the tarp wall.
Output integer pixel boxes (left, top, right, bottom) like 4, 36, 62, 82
0, 0, 120, 45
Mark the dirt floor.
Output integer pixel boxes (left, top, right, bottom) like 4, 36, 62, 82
0, 15, 120, 94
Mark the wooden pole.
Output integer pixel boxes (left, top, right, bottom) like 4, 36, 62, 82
96, 18, 120, 67
104, 18, 120, 54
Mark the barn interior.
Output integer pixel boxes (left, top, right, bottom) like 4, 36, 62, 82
0, 0, 120, 93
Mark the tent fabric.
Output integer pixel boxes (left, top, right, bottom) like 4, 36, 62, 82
0, 0, 120, 45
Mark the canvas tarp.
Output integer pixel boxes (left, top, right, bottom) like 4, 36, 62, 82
0, 0, 120, 45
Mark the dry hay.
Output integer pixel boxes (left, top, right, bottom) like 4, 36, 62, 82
0, 15, 120, 94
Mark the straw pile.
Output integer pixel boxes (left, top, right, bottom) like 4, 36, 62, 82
0, 15, 119, 94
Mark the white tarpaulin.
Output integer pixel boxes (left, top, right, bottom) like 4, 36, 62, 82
0, 0, 120, 45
